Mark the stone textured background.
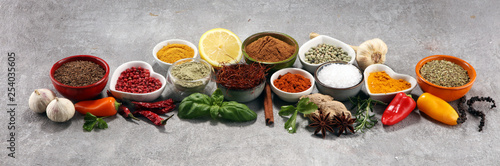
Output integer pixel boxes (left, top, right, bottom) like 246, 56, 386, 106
1, 0, 499, 165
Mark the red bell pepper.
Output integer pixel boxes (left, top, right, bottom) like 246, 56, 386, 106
381, 92, 416, 125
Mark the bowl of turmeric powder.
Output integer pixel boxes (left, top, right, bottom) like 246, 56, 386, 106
363, 64, 417, 102
153, 39, 199, 70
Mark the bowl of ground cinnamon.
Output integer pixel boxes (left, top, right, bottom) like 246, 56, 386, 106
242, 32, 298, 73
50, 55, 110, 101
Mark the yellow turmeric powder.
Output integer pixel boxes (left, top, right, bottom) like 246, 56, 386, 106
368, 71, 411, 93
157, 44, 195, 63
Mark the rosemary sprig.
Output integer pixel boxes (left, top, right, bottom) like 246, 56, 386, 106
349, 96, 386, 133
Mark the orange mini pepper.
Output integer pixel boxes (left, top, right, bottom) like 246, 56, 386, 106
75, 97, 120, 117
417, 93, 459, 125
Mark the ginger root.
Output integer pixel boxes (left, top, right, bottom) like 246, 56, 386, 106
300, 93, 351, 118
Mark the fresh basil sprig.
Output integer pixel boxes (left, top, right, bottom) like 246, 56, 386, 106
83, 112, 108, 132
178, 89, 257, 122
278, 98, 318, 133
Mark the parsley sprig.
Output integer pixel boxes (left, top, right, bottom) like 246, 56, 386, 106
83, 112, 108, 132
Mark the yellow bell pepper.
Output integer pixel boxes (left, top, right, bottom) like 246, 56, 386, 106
417, 93, 459, 125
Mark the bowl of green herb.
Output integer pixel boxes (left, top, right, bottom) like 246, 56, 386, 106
415, 55, 476, 102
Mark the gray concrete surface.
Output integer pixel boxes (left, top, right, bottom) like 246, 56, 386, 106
1, 0, 500, 165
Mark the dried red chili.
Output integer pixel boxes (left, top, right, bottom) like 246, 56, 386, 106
133, 110, 174, 126
118, 105, 139, 120
115, 67, 162, 93
216, 63, 268, 90
132, 99, 175, 114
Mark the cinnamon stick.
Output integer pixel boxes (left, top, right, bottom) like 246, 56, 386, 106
264, 82, 274, 125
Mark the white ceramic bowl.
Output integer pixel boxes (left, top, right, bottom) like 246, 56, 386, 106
270, 68, 315, 102
217, 80, 266, 103
363, 64, 417, 103
109, 61, 166, 101
152, 39, 199, 70
299, 35, 356, 73
315, 62, 363, 101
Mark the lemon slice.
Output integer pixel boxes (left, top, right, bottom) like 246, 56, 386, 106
199, 28, 242, 68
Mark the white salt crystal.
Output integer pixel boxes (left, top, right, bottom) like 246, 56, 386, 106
317, 63, 362, 88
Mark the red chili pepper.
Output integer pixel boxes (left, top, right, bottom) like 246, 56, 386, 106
133, 110, 174, 126
381, 92, 416, 125
132, 99, 175, 114
118, 105, 139, 121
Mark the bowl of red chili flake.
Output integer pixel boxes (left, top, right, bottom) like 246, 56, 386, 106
270, 68, 315, 102
109, 61, 166, 101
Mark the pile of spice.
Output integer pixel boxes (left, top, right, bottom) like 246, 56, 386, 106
420, 59, 469, 87
115, 67, 162, 93
157, 44, 195, 64
305, 43, 351, 64
273, 73, 311, 93
170, 61, 211, 88
54, 60, 105, 87
317, 64, 362, 88
245, 36, 295, 62
367, 71, 411, 94
216, 63, 267, 90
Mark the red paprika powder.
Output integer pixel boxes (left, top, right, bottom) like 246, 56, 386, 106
273, 73, 311, 93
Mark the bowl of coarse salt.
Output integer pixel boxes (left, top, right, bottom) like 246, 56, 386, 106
314, 61, 363, 101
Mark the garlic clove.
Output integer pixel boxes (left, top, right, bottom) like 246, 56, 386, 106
46, 97, 75, 122
29, 89, 56, 113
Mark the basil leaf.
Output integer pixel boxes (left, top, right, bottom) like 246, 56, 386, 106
96, 118, 108, 129
209, 105, 220, 119
219, 101, 257, 122
284, 109, 298, 133
296, 98, 318, 115
178, 93, 213, 119
278, 105, 296, 116
83, 120, 97, 132
211, 89, 224, 106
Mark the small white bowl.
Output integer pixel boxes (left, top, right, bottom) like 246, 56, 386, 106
270, 68, 315, 102
299, 35, 356, 73
152, 39, 199, 70
363, 64, 417, 103
109, 61, 166, 101
315, 62, 363, 101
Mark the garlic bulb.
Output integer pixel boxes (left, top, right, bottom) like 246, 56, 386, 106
309, 32, 388, 70
355, 38, 387, 70
29, 89, 56, 113
46, 97, 75, 122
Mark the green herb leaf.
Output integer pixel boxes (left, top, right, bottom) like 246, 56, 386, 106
219, 101, 257, 122
278, 105, 296, 116
83, 112, 108, 132
296, 98, 318, 115
211, 89, 224, 106
96, 118, 108, 129
209, 105, 220, 119
284, 109, 298, 133
351, 97, 385, 133
178, 93, 212, 119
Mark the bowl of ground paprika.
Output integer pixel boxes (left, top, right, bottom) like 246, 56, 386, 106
50, 55, 110, 101
270, 68, 315, 102
242, 32, 298, 73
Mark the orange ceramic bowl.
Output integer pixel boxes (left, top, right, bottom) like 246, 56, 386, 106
415, 55, 476, 102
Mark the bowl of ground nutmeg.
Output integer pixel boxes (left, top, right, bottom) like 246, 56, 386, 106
242, 32, 298, 73
50, 55, 110, 101
416, 55, 476, 102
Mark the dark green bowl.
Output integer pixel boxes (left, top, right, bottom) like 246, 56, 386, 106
242, 32, 298, 73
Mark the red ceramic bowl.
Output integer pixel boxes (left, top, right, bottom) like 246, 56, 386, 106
415, 55, 476, 102
50, 55, 110, 101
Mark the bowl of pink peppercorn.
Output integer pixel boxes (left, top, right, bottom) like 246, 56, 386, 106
109, 61, 166, 101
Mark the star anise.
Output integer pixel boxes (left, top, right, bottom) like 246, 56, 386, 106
333, 112, 356, 137
308, 110, 336, 138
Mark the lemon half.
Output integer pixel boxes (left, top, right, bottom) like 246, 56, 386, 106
199, 28, 242, 68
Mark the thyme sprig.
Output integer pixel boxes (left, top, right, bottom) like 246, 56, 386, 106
349, 96, 386, 133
